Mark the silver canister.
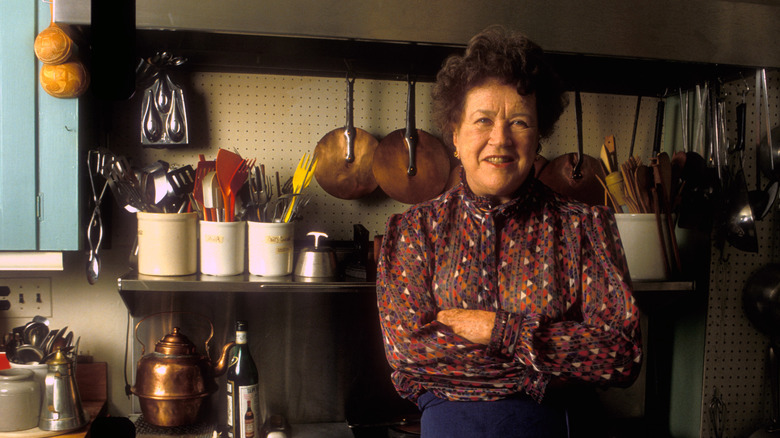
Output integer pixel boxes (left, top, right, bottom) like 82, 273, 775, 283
38, 349, 89, 432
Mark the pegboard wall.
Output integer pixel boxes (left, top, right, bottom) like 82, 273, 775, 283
699, 71, 780, 438
108, 70, 780, 436
111, 72, 663, 240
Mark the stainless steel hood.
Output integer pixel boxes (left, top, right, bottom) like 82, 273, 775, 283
53, 0, 780, 68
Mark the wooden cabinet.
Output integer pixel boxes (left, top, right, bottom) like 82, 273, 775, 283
0, 1, 81, 251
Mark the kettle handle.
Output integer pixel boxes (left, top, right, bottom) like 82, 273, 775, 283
134, 311, 214, 356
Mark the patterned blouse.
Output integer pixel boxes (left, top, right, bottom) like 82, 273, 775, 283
376, 174, 642, 404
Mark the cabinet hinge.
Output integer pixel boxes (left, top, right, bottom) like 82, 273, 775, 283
36, 193, 43, 222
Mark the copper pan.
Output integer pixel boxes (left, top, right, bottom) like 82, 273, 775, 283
373, 78, 450, 204
314, 76, 379, 199
538, 90, 606, 206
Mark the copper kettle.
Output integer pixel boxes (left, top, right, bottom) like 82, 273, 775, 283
131, 312, 235, 427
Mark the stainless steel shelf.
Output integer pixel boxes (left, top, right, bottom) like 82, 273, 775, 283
118, 271, 693, 293
633, 281, 695, 292
118, 271, 375, 293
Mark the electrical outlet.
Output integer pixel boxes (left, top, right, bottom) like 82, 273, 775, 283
0, 278, 52, 318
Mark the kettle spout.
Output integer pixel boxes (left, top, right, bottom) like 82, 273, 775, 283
213, 341, 236, 377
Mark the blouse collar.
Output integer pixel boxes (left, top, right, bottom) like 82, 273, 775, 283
459, 168, 540, 215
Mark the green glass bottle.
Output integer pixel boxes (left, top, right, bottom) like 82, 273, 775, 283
227, 320, 260, 438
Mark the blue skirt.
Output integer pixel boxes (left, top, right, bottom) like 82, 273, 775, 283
417, 392, 573, 438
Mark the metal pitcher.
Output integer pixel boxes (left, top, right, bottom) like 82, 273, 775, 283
38, 348, 89, 431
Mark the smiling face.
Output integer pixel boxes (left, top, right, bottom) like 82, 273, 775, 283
452, 78, 540, 204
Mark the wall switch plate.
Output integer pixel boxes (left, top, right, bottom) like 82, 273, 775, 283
0, 278, 52, 318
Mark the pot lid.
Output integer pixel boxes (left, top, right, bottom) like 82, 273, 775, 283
155, 327, 196, 355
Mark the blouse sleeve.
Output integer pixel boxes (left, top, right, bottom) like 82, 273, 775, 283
487, 206, 642, 387
377, 212, 537, 401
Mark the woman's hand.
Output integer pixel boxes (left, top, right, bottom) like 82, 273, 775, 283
436, 309, 496, 345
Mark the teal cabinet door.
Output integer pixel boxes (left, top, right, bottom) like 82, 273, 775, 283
0, 1, 80, 251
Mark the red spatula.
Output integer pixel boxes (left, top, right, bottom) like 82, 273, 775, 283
216, 149, 244, 222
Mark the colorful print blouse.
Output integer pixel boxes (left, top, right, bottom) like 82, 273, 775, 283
376, 175, 642, 404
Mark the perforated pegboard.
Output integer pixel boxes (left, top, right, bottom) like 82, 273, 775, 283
699, 71, 780, 438
106, 68, 780, 434
110, 72, 664, 240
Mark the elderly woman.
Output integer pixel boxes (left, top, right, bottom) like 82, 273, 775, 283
376, 26, 642, 437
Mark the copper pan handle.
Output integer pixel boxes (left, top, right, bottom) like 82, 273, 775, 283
572, 89, 583, 180
344, 75, 357, 163
404, 77, 419, 176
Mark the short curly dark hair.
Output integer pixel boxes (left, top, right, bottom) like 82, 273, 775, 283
432, 25, 568, 146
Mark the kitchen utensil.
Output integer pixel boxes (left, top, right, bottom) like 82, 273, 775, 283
743, 264, 780, 436
538, 90, 606, 206
629, 96, 642, 157
373, 77, 450, 204
12, 344, 44, 364
724, 101, 758, 253
108, 155, 156, 212
142, 87, 163, 143
743, 263, 780, 341
295, 232, 338, 279
167, 165, 195, 197
314, 75, 379, 199
652, 100, 665, 157
751, 70, 779, 220
709, 388, 725, 438
23, 321, 48, 349
86, 150, 109, 284
48, 326, 67, 354
39, 348, 89, 432
41, 330, 56, 357
194, 157, 216, 220
604, 135, 619, 173
138, 160, 171, 207
652, 154, 681, 274
131, 312, 235, 427
758, 70, 779, 181
51, 329, 72, 353
202, 170, 218, 221
141, 62, 189, 146
248, 164, 273, 221
166, 76, 188, 143
282, 153, 317, 223
216, 149, 245, 222
228, 158, 253, 221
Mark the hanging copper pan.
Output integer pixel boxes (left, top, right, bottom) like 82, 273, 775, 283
372, 78, 450, 204
537, 90, 606, 206
314, 76, 379, 199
